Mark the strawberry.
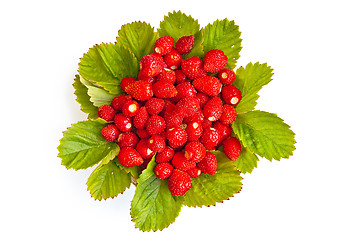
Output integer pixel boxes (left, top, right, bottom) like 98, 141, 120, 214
154, 162, 173, 179
155, 146, 175, 163
156, 68, 176, 84
181, 56, 207, 80
114, 113, 132, 132
218, 68, 236, 85
175, 35, 194, 55
222, 137, 242, 161
98, 105, 116, 122
122, 100, 139, 117
172, 152, 196, 171
111, 94, 132, 111
213, 121, 232, 144
136, 139, 155, 160
175, 69, 187, 83
203, 49, 228, 73
168, 169, 192, 196
101, 124, 120, 142
197, 152, 217, 175
166, 126, 187, 148
200, 127, 220, 150
133, 106, 149, 129
219, 104, 237, 124
163, 48, 182, 70
152, 80, 178, 99
192, 76, 222, 96
221, 85, 242, 105
173, 82, 196, 101
120, 77, 136, 91
185, 121, 203, 141
147, 134, 166, 152
117, 132, 139, 148
118, 147, 143, 167
184, 141, 206, 163
136, 129, 151, 139
139, 54, 164, 77
195, 92, 210, 108
186, 167, 201, 178
201, 119, 213, 129
175, 96, 200, 117
183, 110, 204, 124
154, 36, 174, 55
125, 80, 153, 101
203, 96, 223, 122
164, 110, 183, 128
145, 97, 165, 115
146, 115, 165, 135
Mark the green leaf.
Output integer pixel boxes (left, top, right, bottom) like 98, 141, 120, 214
58, 119, 120, 170
116, 22, 158, 61
234, 144, 259, 174
203, 19, 242, 69
183, 151, 243, 207
79, 76, 117, 107
131, 156, 183, 231
232, 111, 296, 161
186, 29, 204, 58
234, 62, 274, 113
79, 43, 138, 95
73, 74, 98, 119
87, 160, 131, 200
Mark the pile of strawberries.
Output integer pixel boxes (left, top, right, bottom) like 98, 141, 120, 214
97, 35, 242, 196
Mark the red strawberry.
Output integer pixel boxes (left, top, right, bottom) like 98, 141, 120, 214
111, 94, 132, 111
114, 113, 132, 132
192, 76, 222, 96
220, 104, 237, 124
221, 85, 242, 105
197, 152, 217, 175
120, 77, 136, 91
218, 68, 236, 85
133, 106, 149, 129
157, 68, 176, 84
203, 49, 228, 73
156, 146, 175, 163
101, 124, 120, 142
154, 162, 173, 179
152, 80, 178, 99
147, 134, 166, 152
117, 132, 139, 148
163, 48, 182, 70
164, 109, 183, 128
183, 110, 205, 124
184, 142, 206, 163
201, 119, 213, 129
146, 115, 165, 135
175, 69, 187, 83
181, 56, 207, 80
136, 139, 155, 160
139, 54, 164, 77
176, 96, 200, 117
125, 80, 153, 101
175, 35, 194, 55
203, 96, 223, 122
154, 36, 174, 56
172, 152, 196, 171
213, 121, 232, 144
185, 121, 203, 141
195, 92, 210, 108
118, 147, 143, 167
186, 167, 201, 178
168, 169, 192, 196
166, 126, 187, 148
222, 137, 242, 161
122, 100, 139, 117
145, 97, 165, 115
200, 127, 220, 150
136, 129, 151, 139
98, 105, 116, 122
173, 82, 196, 101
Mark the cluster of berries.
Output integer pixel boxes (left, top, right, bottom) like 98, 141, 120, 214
97, 35, 242, 196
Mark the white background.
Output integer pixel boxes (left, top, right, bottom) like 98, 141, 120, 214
1, 0, 360, 239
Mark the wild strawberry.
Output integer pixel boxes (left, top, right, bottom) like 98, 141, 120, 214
152, 80, 178, 99
166, 126, 187, 148
201, 119, 213, 129
136, 139, 155, 160
98, 105, 116, 122
181, 56, 207, 80
154, 162, 173, 179
120, 77, 136, 91
183, 110, 204, 124
195, 92, 210, 108
111, 94, 132, 111
146, 115, 165, 135
203, 49, 228, 73
125, 80, 153, 101
213, 121, 232, 144
154, 36, 174, 55
223, 137, 242, 161
200, 127, 220, 150
117, 132, 139, 148
175, 69, 187, 83
175, 96, 200, 117
184, 142, 206, 163
192, 76, 222, 96
136, 129, 151, 139
147, 134, 166, 152
175, 35, 194, 55
118, 147, 143, 167
218, 68, 236, 85
156, 146, 175, 163
219, 104, 237, 124
221, 85, 242, 105
203, 96, 223, 122
122, 100, 139, 117
186, 167, 201, 178
156, 68, 176, 84
145, 97, 165, 115
114, 113, 132, 132
172, 152, 196, 171
163, 48, 182, 70
133, 106, 149, 129
139, 54, 164, 77
173, 82, 196, 101
101, 124, 120, 142
197, 152, 217, 175
185, 122, 203, 141
168, 169, 192, 196
164, 110, 183, 128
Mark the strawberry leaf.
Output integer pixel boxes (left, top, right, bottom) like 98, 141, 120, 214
58, 119, 120, 170
87, 160, 131, 201
232, 111, 296, 161
203, 19, 242, 69
116, 22, 158, 61
73, 74, 98, 119
234, 62, 274, 113
183, 151, 243, 207
234, 144, 259, 174
79, 76, 117, 107
79, 43, 138, 95
130, 156, 183, 231
186, 29, 204, 58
